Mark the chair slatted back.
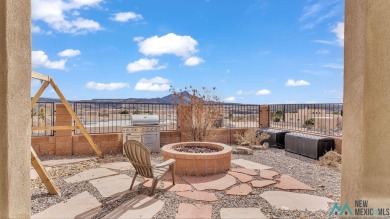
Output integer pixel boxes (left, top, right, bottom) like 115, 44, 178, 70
124, 140, 154, 178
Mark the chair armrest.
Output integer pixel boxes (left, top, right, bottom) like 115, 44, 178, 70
155, 159, 176, 168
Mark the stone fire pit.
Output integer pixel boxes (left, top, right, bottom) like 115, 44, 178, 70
161, 142, 232, 176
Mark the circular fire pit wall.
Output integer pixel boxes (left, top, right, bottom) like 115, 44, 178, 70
161, 142, 232, 176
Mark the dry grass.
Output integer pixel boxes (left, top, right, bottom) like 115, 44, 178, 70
318, 150, 341, 169
234, 128, 270, 147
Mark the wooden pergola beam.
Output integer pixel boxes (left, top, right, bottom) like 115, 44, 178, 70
30, 148, 60, 195
31, 71, 50, 81
32, 126, 79, 131
30, 71, 104, 195
31, 81, 49, 107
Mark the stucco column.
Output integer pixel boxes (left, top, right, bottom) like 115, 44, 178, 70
55, 104, 73, 156
259, 105, 269, 128
342, 0, 390, 208
0, 0, 31, 218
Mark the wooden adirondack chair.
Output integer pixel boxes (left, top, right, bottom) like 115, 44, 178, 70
123, 140, 176, 195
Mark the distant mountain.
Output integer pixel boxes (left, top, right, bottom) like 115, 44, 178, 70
36, 91, 192, 104
36, 97, 62, 103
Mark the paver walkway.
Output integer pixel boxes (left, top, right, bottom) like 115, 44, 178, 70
228, 171, 253, 182
260, 191, 334, 211
89, 174, 139, 197
32, 192, 101, 219
274, 175, 315, 191
231, 159, 272, 170
165, 183, 193, 192
32, 159, 335, 219
251, 180, 277, 188
176, 191, 218, 201
103, 195, 164, 219
226, 184, 253, 196
64, 168, 118, 183
220, 208, 267, 219
230, 168, 258, 176
176, 203, 212, 219
183, 174, 237, 191
100, 162, 133, 171
259, 170, 279, 180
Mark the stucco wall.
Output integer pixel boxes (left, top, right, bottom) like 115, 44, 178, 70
342, 0, 390, 208
0, 0, 31, 217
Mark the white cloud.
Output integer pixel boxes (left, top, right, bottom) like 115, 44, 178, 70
184, 56, 204, 66
299, 1, 343, 29
332, 22, 344, 46
314, 21, 344, 47
31, 0, 103, 34
127, 58, 166, 73
31, 24, 42, 33
313, 40, 335, 45
32, 50, 66, 70
300, 3, 322, 22
236, 90, 254, 95
134, 77, 170, 92
135, 33, 204, 66
322, 63, 343, 69
285, 79, 311, 87
256, 89, 271, 95
224, 96, 236, 102
316, 49, 330, 55
111, 12, 143, 22
86, 81, 130, 90
58, 49, 81, 57
137, 33, 199, 58
133, 36, 144, 42
71, 18, 101, 32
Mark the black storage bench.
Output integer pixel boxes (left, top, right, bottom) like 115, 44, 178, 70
285, 133, 335, 160
259, 128, 290, 149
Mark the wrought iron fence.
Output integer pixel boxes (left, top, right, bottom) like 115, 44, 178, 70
221, 104, 260, 128
73, 102, 178, 134
269, 103, 343, 136
31, 101, 342, 137
31, 102, 55, 136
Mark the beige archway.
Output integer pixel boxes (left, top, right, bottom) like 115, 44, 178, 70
1, 0, 390, 218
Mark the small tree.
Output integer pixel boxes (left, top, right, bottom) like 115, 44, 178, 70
171, 86, 223, 142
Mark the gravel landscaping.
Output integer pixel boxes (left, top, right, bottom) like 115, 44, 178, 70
31, 146, 340, 218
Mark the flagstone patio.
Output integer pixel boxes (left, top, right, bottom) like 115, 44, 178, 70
31, 148, 340, 218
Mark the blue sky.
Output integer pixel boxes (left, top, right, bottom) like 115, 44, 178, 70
31, 0, 344, 104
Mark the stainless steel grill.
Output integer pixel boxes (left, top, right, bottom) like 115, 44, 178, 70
122, 115, 161, 153
131, 115, 159, 126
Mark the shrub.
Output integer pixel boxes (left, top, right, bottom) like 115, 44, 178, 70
304, 118, 314, 126
39, 108, 46, 120
318, 150, 341, 169
119, 110, 129, 114
171, 86, 222, 142
234, 128, 270, 147
273, 117, 281, 122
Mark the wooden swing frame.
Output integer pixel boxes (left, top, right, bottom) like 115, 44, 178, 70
31, 71, 103, 195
